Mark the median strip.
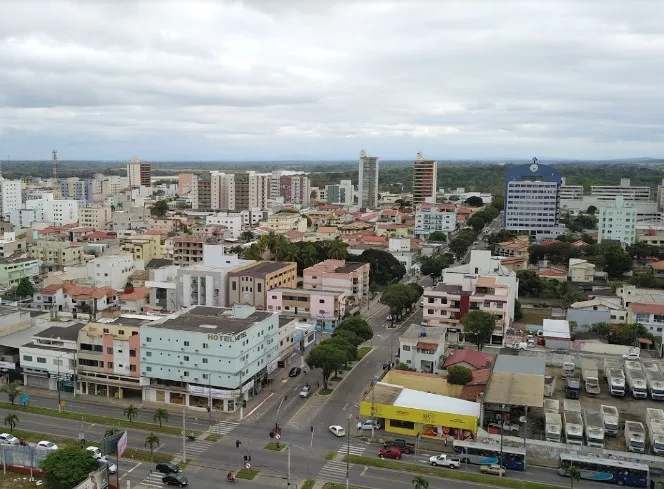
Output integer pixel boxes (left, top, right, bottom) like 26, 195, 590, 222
345, 455, 570, 489
0, 401, 198, 437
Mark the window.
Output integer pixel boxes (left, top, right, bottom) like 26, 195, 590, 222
203, 343, 209, 349
146, 366, 152, 372
183, 371, 189, 377
402, 345, 411, 351
103, 328, 110, 333
184, 341, 190, 347
202, 358, 208, 364
37, 357, 46, 363
107, 347, 113, 354
146, 337, 152, 342
257, 283, 262, 293
319, 299, 325, 304
23, 355, 32, 362
183, 356, 189, 361
203, 373, 209, 379
146, 352, 152, 357
232, 282, 237, 291
118, 330, 125, 335
108, 362, 114, 369
130, 350, 136, 357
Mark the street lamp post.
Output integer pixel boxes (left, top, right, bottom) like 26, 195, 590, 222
56, 355, 62, 411
307, 426, 314, 481
275, 395, 287, 448
346, 414, 351, 489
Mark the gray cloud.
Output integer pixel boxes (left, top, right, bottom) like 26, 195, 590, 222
1, 0, 664, 160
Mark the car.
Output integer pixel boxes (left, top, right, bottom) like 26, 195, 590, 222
299, 385, 311, 398
163, 473, 188, 487
429, 454, 460, 468
357, 420, 381, 431
36, 441, 58, 451
480, 464, 507, 476
288, 367, 301, 377
97, 458, 117, 474
378, 447, 402, 459
86, 446, 103, 459
384, 439, 414, 454
329, 425, 346, 437
156, 462, 181, 474
0, 433, 19, 445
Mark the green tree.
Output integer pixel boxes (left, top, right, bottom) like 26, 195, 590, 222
380, 283, 420, 320
310, 189, 318, 200
603, 246, 633, 279
153, 408, 168, 427
490, 195, 504, 211
449, 237, 472, 260
466, 215, 486, 233
354, 249, 406, 285
242, 244, 263, 260
465, 196, 484, 207
461, 310, 495, 351
586, 205, 597, 215
328, 237, 349, 260
15, 278, 34, 299
412, 475, 429, 489
420, 254, 455, 277
274, 239, 298, 262
1, 380, 22, 405
145, 433, 160, 462
151, 200, 169, 217
240, 231, 255, 242
567, 465, 581, 489
335, 317, 373, 343
322, 336, 357, 368
104, 427, 119, 438
517, 270, 543, 297
123, 404, 138, 422
427, 231, 447, 242
40, 446, 98, 489
258, 231, 279, 256
306, 344, 347, 390
298, 244, 319, 268
3, 413, 18, 433
514, 299, 523, 322
332, 328, 360, 347
447, 365, 473, 385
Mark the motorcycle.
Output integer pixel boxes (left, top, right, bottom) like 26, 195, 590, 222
227, 476, 237, 483
187, 433, 196, 441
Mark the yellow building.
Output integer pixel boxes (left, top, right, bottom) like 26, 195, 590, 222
359, 382, 479, 441
120, 235, 162, 265
259, 214, 308, 234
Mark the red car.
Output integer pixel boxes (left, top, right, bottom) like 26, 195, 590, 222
378, 447, 402, 459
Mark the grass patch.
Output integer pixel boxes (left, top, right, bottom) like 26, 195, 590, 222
122, 448, 172, 464
0, 401, 195, 437
319, 388, 333, 395
301, 480, 315, 489
520, 309, 551, 325
346, 456, 569, 489
357, 346, 372, 360
324, 450, 336, 460
206, 433, 222, 442
0, 471, 42, 489
264, 442, 285, 451
235, 468, 260, 480
178, 460, 191, 470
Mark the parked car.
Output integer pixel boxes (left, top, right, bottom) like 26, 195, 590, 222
299, 385, 311, 398
329, 425, 345, 437
429, 454, 460, 468
163, 473, 188, 487
86, 446, 103, 459
288, 367, 301, 377
156, 462, 181, 474
378, 447, 402, 460
383, 439, 414, 454
357, 420, 381, 431
97, 458, 117, 474
36, 441, 58, 451
0, 433, 19, 445
480, 464, 506, 476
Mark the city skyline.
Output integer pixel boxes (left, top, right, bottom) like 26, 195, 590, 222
1, 1, 664, 160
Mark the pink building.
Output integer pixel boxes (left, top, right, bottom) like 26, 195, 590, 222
303, 259, 370, 312
267, 288, 346, 331
178, 173, 194, 196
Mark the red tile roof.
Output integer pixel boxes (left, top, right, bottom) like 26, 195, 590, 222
538, 267, 567, 278
500, 256, 526, 264
416, 342, 439, 352
86, 231, 116, 239
459, 384, 486, 402
650, 261, 664, 271
120, 287, 149, 301
540, 239, 562, 246
631, 303, 664, 315
571, 240, 589, 247
443, 350, 493, 369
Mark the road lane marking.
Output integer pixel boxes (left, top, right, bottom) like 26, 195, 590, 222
342, 402, 348, 411
243, 392, 273, 418
127, 463, 142, 473
361, 466, 368, 476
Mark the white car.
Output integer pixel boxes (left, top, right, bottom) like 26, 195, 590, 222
429, 454, 461, 468
36, 441, 58, 451
357, 420, 381, 431
86, 446, 103, 459
0, 433, 19, 445
329, 425, 346, 437
97, 458, 117, 474
299, 385, 311, 398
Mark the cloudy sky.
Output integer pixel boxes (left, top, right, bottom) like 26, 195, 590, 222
1, 1, 663, 161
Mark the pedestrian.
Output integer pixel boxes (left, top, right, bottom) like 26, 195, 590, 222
444, 438, 448, 448
147, 470, 151, 478
317, 381, 320, 389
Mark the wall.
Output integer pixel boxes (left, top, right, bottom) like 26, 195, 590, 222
566, 309, 610, 330
383, 370, 463, 397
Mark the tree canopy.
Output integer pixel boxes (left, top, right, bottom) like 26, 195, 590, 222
461, 310, 495, 351
427, 231, 447, 242
151, 199, 169, 217
420, 254, 455, 278
380, 283, 422, 320
306, 344, 347, 390
335, 317, 373, 343
464, 196, 484, 207
16, 278, 34, 298
40, 446, 98, 489
447, 365, 473, 385
351, 248, 406, 286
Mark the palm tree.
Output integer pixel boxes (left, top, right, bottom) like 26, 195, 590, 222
567, 465, 581, 489
144, 433, 160, 462
328, 237, 348, 260
4, 414, 18, 433
1, 380, 22, 405
104, 427, 119, 438
298, 244, 318, 268
275, 240, 298, 262
243, 244, 263, 261
153, 408, 168, 427
412, 475, 429, 489
123, 404, 138, 422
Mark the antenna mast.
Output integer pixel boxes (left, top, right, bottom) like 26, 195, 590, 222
52, 149, 58, 180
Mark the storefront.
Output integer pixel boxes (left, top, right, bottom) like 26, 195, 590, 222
359, 383, 480, 441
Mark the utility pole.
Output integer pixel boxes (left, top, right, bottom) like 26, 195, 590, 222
346, 414, 351, 489
57, 355, 61, 411
208, 374, 212, 427
182, 404, 186, 463
308, 426, 314, 481
287, 445, 291, 489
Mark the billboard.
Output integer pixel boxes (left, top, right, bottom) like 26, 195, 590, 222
117, 431, 127, 457
72, 467, 109, 489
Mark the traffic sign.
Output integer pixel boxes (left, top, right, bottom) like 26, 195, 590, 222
244, 462, 251, 469
275, 433, 281, 440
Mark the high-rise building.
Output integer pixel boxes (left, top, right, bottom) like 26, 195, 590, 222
358, 150, 379, 210
503, 159, 565, 241
127, 159, 151, 187
210, 171, 235, 210
598, 196, 637, 245
279, 174, 310, 205
340, 180, 353, 205
412, 152, 437, 205
0, 178, 22, 220
191, 173, 211, 210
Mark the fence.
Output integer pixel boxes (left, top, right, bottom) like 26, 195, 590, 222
0, 444, 50, 469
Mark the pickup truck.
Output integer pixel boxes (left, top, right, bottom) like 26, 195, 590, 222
383, 439, 414, 454
429, 454, 460, 468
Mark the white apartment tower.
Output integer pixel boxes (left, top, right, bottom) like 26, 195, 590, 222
598, 196, 637, 245
0, 178, 23, 220
358, 150, 379, 210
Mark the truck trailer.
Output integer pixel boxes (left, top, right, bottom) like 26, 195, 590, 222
600, 404, 619, 437
582, 410, 605, 448
544, 399, 560, 414
645, 408, 664, 454
563, 409, 584, 445
545, 412, 563, 443
642, 361, 664, 400
625, 360, 648, 399
563, 399, 582, 413
624, 420, 647, 453
582, 359, 600, 396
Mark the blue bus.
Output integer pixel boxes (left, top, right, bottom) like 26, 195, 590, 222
558, 454, 649, 488
452, 440, 526, 471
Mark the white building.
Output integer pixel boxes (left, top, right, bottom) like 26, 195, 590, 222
0, 178, 23, 220
210, 171, 236, 210
598, 196, 637, 245
68, 254, 135, 289
388, 238, 416, 272
12, 193, 79, 226
414, 204, 457, 237
205, 213, 243, 239
126, 159, 151, 188
399, 324, 447, 373
591, 178, 650, 202
340, 180, 354, 205
358, 150, 379, 210
140, 304, 279, 412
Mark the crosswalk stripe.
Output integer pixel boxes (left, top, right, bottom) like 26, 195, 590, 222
286, 396, 328, 429
318, 460, 352, 482
336, 445, 366, 456
209, 421, 239, 435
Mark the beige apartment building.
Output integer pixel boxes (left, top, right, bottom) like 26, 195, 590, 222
79, 207, 113, 230
172, 237, 205, 267
120, 235, 162, 265
228, 261, 297, 309
33, 239, 85, 269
